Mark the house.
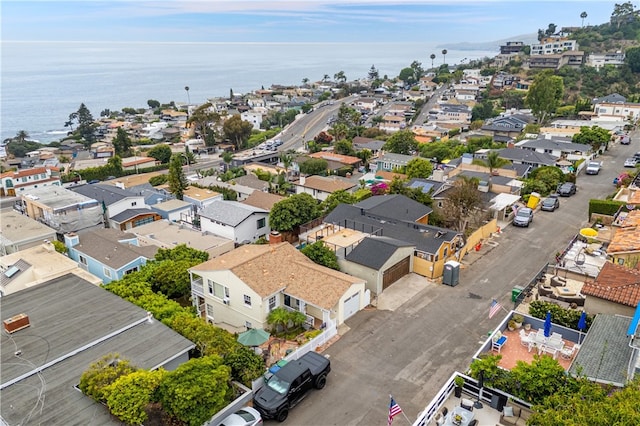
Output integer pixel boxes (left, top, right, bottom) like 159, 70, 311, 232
182, 186, 224, 210
496, 147, 558, 168
189, 242, 368, 331
531, 37, 578, 55
481, 114, 532, 143
199, 200, 270, 244
241, 109, 265, 130
0, 210, 57, 255
315, 195, 463, 281
64, 228, 158, 283
151, 198, 194, 222
121, 155, 158, 172
294, 175, 357, 202
375, 153, 415, 172
500, 41, 525, 54
19, 186, 104, 234
581, 262, 640, 317
241, 191, 285, 211
592, 93, 626, 104
428, 104, 471, 124
354, 97, 378, 112
587, 51, 626, 69
0, 274, 194, 425
568, 314, 638, 387
341, 236, 415, 295
0, 166, 61, 197
515, 136, 594, 159
352, 136, 385, 157
109, 207, 162, 231
0, 241, 102, 295
127, 219, 235, 259
308, 151, 362, 170
70, 183, 148, 220
593, 101, 640, 121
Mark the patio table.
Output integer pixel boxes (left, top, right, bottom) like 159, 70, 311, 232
443, 406, 474, 426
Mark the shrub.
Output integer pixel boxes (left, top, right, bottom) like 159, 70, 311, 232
588, 199, 624, 217
529, 300, 593, 331
79, 353, 137, 403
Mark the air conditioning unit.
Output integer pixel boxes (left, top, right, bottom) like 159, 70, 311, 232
3, 313, 30, 333
222, 298, 230, 305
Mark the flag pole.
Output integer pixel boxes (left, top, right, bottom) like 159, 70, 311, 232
389, 394, 412, 424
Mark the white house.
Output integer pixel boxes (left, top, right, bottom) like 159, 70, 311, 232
199, 200, 269, 243
189, 242, 368, 331
295, 175, 357, 202
0, 166, 61, 197
593, 102, 640, 121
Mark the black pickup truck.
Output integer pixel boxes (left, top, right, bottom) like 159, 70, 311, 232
253, 351, 331, 422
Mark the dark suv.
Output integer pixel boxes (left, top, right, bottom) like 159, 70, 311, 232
558, 182, 577, 197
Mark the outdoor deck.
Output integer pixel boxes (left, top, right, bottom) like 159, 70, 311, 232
428, 392, 502, 426
494, 328, 578, 371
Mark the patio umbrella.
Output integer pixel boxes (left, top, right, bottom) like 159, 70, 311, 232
578, 311, 587, 344
543, 311, 552, 338
237, 328, 270, 347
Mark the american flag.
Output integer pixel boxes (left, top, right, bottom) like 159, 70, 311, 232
387, 396, 403, 426
489, 299, 502, 319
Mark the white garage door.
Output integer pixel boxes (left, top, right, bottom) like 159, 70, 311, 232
343, 292, 361, 320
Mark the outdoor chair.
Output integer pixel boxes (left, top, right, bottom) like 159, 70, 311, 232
540, 344, 559, 359
537, 283, 554, 297
550, 276, 567, 287
492, 335, 507, 353
519, 330, 534, 351
460, 398, 474, 412
561, 344, 580, 360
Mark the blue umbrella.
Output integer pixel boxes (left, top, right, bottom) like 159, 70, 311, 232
544, 311, 552, 338
578, 311, 587, 344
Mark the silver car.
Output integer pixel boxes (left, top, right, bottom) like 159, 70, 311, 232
218, 407, 262, 426
513, 207, 533, 227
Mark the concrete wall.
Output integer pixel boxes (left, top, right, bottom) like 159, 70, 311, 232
584, 297, 636, 317
338, 261, 379, 295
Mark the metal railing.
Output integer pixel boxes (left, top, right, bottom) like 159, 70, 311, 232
513, 262, 549, 309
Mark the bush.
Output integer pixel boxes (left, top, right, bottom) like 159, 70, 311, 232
588, 199, 624, 217
529, 300, 593, 331
105, 369, 166, 425
79, 353, 138, 403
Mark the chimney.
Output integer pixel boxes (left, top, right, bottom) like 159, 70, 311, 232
300, 175, 306, 185
269, 231, 283, 244
3, 313, 30, 333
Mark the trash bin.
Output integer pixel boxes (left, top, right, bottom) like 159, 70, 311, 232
512, 285, 525, 303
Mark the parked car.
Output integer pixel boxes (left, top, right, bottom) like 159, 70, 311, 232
634, 152, 640, 161
541, 196, 560, 212
621, 135, 631, 145
585, 161, 602, 175
217, 407, 262, 426
625, 158, 638, 168
557, 182, 577, 197
513, 207, 534, 227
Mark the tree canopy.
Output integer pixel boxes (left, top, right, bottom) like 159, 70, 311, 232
572, 125, 612, 150
405, 157, 434, 179
147, 144, 172, 164
269, 193, 321, 232
526, 71, 564, 123
301, 241, 340, 270
223, 114, 254, 150
168, 154, 188, 200
299, 158, 329, 175
383, 130, 418, 155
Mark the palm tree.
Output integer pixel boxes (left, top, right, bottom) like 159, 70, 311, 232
302, 77, 309, 86
580, 11, 588, 27
15, 130, 29, 143
221, 151, 234, 172
184, 86, 190, 104
430, 53, 436, 70
442, 49, 448, 65
322, 74, 330, 83
279, 153, 293, 181
482, 151, 510, 190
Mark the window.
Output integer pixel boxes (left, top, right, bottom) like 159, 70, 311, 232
443, 247, 448, 258
257, 218, 266, 229
133, 217, 154, 227
207, 279, 214, 294
245, 321, 253, 329
103, 267, 112, 278
79, 255, 87, 265
40, 173, 46, 179
269, 296, 276, 311
124, 267, 138, 275
209, 279, 229, 300
244, 295, 252, 306
205, 303, 214, 318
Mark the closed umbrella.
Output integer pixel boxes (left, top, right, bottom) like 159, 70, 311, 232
544, 311, 552, 338
578, 311, 587, 344
237, 328, 270, 347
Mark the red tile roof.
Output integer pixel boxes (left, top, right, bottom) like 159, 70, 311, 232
308, 151, 361, 165
609, 210, 640, 253
582, 261, 640, 307
0, 167, 50, 180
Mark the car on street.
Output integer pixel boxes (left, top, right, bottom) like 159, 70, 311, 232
557, 182, 577, 197
512, 207, 534, 227
541, 196, 560, 212
621, 135, 631, 144
624, 157, 638, 168
585, 161, 602, 175
217, 406, 262, 426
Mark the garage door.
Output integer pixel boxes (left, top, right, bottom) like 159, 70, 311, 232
382, 256, 410, 289
343, 292, 360, 320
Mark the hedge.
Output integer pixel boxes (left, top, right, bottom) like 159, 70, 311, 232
529, 300, 593, 331
588, 199, 624, 218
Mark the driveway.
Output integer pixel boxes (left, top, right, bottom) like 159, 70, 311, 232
286, 136, 636, 425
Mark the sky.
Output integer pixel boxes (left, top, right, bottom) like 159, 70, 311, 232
1, 1, 620, 44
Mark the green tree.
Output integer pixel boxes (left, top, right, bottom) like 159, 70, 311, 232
106, 155, 124, 176
471, 100, 496, 121
477, 151, 510, 189
221, 151, 234, 172
368, 64, 379, 80
223, 346, 268, 386
526, 71, 564, 123
75, 103, 98, 148
406, 157, 434, 179
383, 130, 418, 155
147, 99, 161, 109
321, 189, 356, 215
334, 70, 346, 83
223, 114, 254, 150
266, 307, 290, 332
269, 193, 321, 232
509, 354, 570, 404
158, 356, 232, 426
611, 1, 636, 28
147, 144, 172, 164
112, 127, 132, 156
279, 153, 293, 180
52, 240, 68, 254
626, 46, 640, 73
399, 67, 418, 86
142, 259, 194, 298
149, 174, 167, 186
439, 176, 484, 232
580, 11, 588, 27
572, 125, 611, 150
15, 130, 29, 143
334, 139, 356, 156
187, 102, 221, 143
168, 154, 188, 200
299, 158, 329, 175
301, 241, 340, 270
79, 353, 137, 403
105, 369, 166, 425
154, 244, 209, 263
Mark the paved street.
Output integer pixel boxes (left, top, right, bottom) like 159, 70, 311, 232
287, 135, 638, 425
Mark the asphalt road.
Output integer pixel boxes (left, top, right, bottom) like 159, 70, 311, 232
285, 135, 638, 425
415, 84, 449, 125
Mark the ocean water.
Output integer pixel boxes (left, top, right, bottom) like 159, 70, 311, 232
1, 41, 496, 144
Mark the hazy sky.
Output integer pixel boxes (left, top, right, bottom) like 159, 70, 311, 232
2, 1, 619, 43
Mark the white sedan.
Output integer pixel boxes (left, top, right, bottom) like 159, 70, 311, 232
217, 407, 262, 426
624, 158, 638, 168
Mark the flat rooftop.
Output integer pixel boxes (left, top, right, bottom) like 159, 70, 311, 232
0, 210, 56, 246
128, 220, 234, 253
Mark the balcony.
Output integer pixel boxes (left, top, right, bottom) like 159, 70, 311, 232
191, 278, 204, 297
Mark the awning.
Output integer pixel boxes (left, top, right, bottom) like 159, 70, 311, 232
489, 193, 521, 211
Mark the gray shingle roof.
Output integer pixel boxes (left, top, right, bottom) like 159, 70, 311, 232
568, 314, 635, 387
456, 170, 517, 186
73, 228, 158, 269
345, 236, 413, 269
0, 274, 194, 426
110, 208, 156, 222
200, 200, 267, 227
497, 148, 557, 165
353, 194, 433, 222
518, 138, 592, 153
70, 183, 139, 206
